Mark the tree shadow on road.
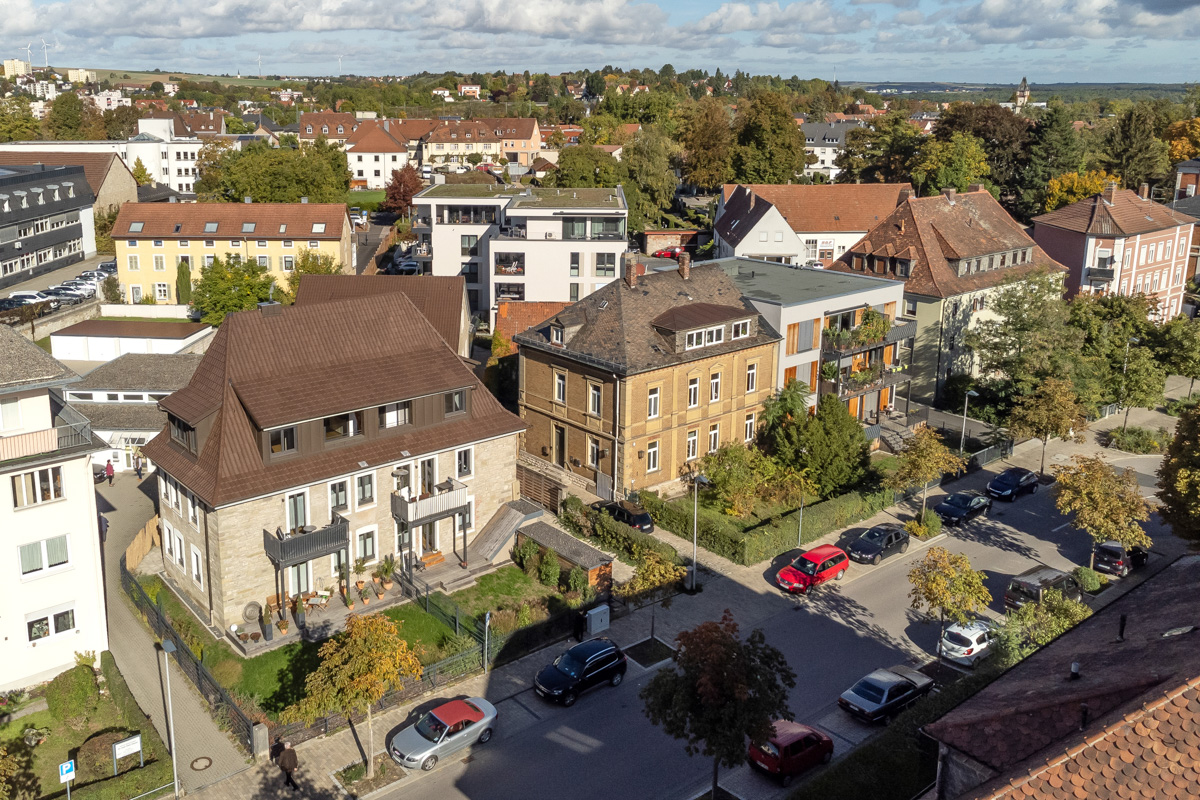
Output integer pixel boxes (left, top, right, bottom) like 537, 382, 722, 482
801, 584, 911, 654
949, 516, 1038, 560
247, 756, 343, 800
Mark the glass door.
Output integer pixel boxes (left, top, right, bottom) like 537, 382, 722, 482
421, 522, 437, 554
288, 561, 310, 597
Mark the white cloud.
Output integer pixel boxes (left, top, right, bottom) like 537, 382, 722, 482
686, 1, 872, 35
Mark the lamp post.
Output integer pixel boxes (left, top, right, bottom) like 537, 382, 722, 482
159, 640, 179, 799
959, 389, 979, 454
1121, 336, 1140, 433
691, 474, 711, 592
796, 493, 806, 549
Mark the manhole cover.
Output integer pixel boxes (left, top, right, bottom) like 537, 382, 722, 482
191, 756, 212, 771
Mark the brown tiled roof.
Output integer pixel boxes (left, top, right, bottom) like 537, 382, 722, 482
716, 183, 913, 246
1031, 186, 1197, 236
73, 401, 167, 433
52, 320, 210, 339
74, 353, 203, 392
141, 109, 188, 137
0, 151, 130, 198
390, 119, 441, 142
142, 294, 523, 507
829, 189, 1065, 299
344, 120, 406, 153
494, 301, 571, 349
180, 110, 227, 133
292, 274, 469, 354
925, 555, 1200, 799
476, 118, 539, 140
298, 112, 358, 139
112, 202, 349, 240
424, 120, 499, 144
651, 302, 748, 331
513, 263, 779, 376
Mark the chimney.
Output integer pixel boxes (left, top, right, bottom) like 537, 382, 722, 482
300, 196, 308, 204
899, 218, 906, 234
623, 252, 639, 288
897, 187, 914, 204
1138, 182, 1150, 200
749, 193, 755, 210
966, 183, 985, 194
941, 187, 957, 203
243, 196, 251, 204
678, 252, 691, 280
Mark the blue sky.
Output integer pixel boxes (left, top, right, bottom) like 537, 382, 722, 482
5, 0, 1199, 83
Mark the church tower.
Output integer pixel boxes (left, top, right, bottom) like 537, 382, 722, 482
1015, 77, 1030, 109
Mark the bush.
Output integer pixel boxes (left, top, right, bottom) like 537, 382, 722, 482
538, 548, 562, 587
906, 508, 942, 540
439, 632, 478, 657
513, 537, 540, 571
1165, 394, 1200, 417
46, 664, 100, 727
210, 657, 243, 688
1105, 426, 1169, 454
1072, 566, 1103, 593
567, 565, 588, 595
591, 510, 681, 565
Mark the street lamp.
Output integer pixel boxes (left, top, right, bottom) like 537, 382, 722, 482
691, 473, 711, 592
959, 390, 979, 454
1121, 336, 1141, 433
159, 640, 180, 799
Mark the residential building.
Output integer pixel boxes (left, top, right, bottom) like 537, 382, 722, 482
344, 120, 412, 189
0, 164, 95, 291
514, 258, 779, 498
800, 121, 865, 180
63, 353, 202, 473
457, 84, 481, 99
418, 118, 543, 169
292, 274, 475, 358
493, 301, 571, 352
1173, 158, 1200, 201
87, 90, 131, 111
432, 88, 453, 102
0, 326, 108, 691
0, 151, 136, 215
411, 184, 628, 322
138, 294, 526, 634
3, 59, 32, 79
1032, 185, 1196, 318
298, 112, 359, 147
828, 186, 1066, 402
1168, 194, 1200, 279
714, 183, 913, 264
111, 202, 354, 304
716, 258, 912, 424
924, 555, 1200, 800
66, 69, 96, 84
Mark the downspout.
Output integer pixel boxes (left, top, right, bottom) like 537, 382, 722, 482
934, 301, 946, 402
612, 373, 621, 500
202, 505, 215, 627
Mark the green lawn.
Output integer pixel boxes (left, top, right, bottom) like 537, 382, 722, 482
34, 335, 50, 352
383, 603, 459, 662
444, 566, 557, 619
346, 190, 386, 212
92, 68, 287, 88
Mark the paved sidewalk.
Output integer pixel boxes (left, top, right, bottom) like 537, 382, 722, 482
97, 475, 250, 794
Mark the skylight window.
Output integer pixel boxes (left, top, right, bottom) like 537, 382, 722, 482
242, 222, 256, 233
204, 222, 218, 233
129, 222, 144, 233
279, 224, 287, 233
312, 223, 326, 234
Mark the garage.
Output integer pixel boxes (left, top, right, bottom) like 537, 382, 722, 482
50, 319, 212, 363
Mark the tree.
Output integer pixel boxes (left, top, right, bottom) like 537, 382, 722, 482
758, 380, 812, 462
797, 394, 870, 498
380, 164, 423, 214
131, 157, 152, 186
676, 97, 734, 190
280, 614, 421, 779
696, 442, 776, 518
44, 92, 94, 140
620, 126, 678, 230
1007, 379, 1087, 475
887, 427, 966, 516
907, 547, 991, 661
0, 97, 40, 142
279, 248, 344, 303
910, 132, 991, 196
1114, 346, 1166, 432
149, 80, 165, 93
550, 146, 620, 188
1156, 316, 1200, 396
996, 588, 1092, 666
934, 103, 1030, 200
189, 256, 277, 325
101, 275, 121, 304
1019, 104, 1084, 219
641, 611, 796, 799
195, 139, 349, 203
102, 105, 141, 140
731, 93, 807, 184
1164, 117, 1200, 162
175, 261, 192, 305
1043, 169, 1119, 212
835, 111, 920, 184
1156, 407, 1200, 542
1100, 103, 1170, 190
93, 205, 119, 254
584, 72, 606, 98
1053, 455, 1151, 567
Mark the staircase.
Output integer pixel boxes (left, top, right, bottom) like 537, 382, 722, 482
471, 499, 544, 563
421, 551, 446, 569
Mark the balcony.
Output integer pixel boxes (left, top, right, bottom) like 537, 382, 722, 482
412, 243, 432, 258
1089, 267, 1116, 283
0, 400, 95, 464
412, 216, 431, 228
497, 225, 528, 240
821, 317, 917, 357
495, 255, 526, 276
263, 513, 350, 568
821, 363, 912, 399
391, 478, 469, 527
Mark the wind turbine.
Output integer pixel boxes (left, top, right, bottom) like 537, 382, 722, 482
22, 42, 33, 70
256, 54, 262, 78
40, 38, 52, 70
337, 54, 344, 76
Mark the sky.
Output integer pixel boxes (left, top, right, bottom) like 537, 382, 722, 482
3, 0, 1200, 84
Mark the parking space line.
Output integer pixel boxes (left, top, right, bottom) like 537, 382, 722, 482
1052, 522, 1071, 532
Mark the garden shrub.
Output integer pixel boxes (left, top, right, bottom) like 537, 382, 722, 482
920, 509, 942, 538
567, 566, 588, 595
439, 632, 478, 656
558, 495, 591, 535
539, 548, 562, 587
210, 657, 244, 688
590, 509, 681, 565
1105, 426, 1169, 454
1072, 566, 1103, 593
78, 731, 132, 781
1166, 394, 1200, 417
516, 603, 533, 628
513, 538, 540, 571
46, 664, 100, 727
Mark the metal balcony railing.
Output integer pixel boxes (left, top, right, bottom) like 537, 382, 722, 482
821, 317, 918, 357
0, 402, 95, 463
821, 364, 912, 399
1089, 267, 1116, 282
391, 479, 469, 527
263, 513, 350, 568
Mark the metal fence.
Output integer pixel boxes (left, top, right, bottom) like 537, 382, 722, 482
120, 556, 254, 754
891, 439, 1013, 504
1089, 402, 1121, 421
396, 571, 484, 641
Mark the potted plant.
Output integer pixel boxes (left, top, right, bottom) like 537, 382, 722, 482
261, 607, 273, 642
338, 562, 349, 595
354, 558, 366, 591
360, 587, 370, 605
379, 555, 396, 591
278, 617, 290, 635
820, 361, 839, 383
347, 595, 355, 610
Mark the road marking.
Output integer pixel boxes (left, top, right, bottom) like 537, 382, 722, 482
1052, 523, 1070, 532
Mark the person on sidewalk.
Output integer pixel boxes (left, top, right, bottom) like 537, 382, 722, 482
278, 741, 299, 792
105, 459, 114, 486
133, 452, 143, 480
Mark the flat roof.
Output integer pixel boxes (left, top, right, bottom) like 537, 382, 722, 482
708, 257, 901, 307
418, 184, 625, 209
52, 320, 211, 339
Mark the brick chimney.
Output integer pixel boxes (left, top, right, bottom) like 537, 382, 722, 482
623, 252, 639, 288
966, 183, 985, 193
1138, 182, 1150, 200
897, 187, 913, 204
678, 252, 691, 280
941, 187, 957, 202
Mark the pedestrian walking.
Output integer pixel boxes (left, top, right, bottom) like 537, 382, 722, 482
278, 741, 299, 792
133, 452, 143, 480
104, 459, 114, 486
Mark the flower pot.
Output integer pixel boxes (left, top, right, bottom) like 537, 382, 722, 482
362, 596, 370, 605
356, 580, 365, 590
373, 576, 382, 586
278, 622, 289, 635
262, 622, 273, 642
382, 580, 394, 591
250, 632, 261, 643
238, 633, 250, 642
347, 601, 355, 610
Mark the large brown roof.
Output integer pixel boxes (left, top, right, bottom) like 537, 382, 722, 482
476, 118, 539, 140
292, 274, 470, 355
112, 202, 349, 241
494, 301, 571, 349
298, 112, 358, 139
1031, 186, 1197, 236
344, 120, 406, 153
142, 294, 523, 507
926, 555, 1200, 800
0, 151, 130, 198
829, 189, 1066, 299
651, 302, 748, 331
74, 353, 203, 392
52, 320, 210, 339
716, 183, 912, 246
0, 324, 77, 394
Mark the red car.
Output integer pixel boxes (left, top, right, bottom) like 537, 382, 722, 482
749, 721, 833, 786
652, 246, 685, 258
776, 544, 849, 594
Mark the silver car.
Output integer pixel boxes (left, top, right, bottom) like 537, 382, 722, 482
389, 697, 496, 771
940, 620, 997, 668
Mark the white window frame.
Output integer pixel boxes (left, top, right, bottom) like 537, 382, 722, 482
710, 372, 721, 402
554, 372, 566, 403
647, 387, 660, 419
745, 413, 756, 442
163, 520, 174, 561
588, 383, 602, 417
356, 525, 378, 564
11, 466, 65, 508
456, 446, 474, 480
190, 544, 204, 588
646, 440, 660, 472
127, 254, 139, 271
709, 423, 720, 453
587, 437, 600, 468
354, 471, 376, 510
18, 534, 71, 580
173, 529, 185, 568
686, 430, 698, 461
381, 401, 411, 428
732, 320, 750, 339
746, 363, 757, 392
155, 283, 170, 301
25, 602, 77, 645
687, 377, 699, 408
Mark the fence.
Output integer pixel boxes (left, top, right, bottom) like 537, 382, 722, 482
395, 571, 485, 641
1089, 402, 1121, 421
120, 556, 255, 754
124, 515, 161, 571
891, 440, 1014, 504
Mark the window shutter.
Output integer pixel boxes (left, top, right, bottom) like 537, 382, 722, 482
786, 323, 799, 356
884, 301, 896, 320
812, 318, 821, 350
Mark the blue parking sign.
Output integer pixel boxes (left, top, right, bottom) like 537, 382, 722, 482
59, 760, 75, 783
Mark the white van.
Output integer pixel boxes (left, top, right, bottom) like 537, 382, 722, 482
421, 164, 432, 180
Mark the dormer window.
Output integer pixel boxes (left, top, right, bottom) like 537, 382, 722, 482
337, 125, 344, 134
731, 320, 750, 339
169, 415, 197, 454
321, 125, 329, 134
323, 411, 363, 441
269, 426, 296, 454
550, 326, 564, 345
445, 390, 466, 416
380, 401, 411, 428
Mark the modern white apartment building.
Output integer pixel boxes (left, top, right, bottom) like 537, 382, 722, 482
0, 326, 108, 692
411, 185, 629, 323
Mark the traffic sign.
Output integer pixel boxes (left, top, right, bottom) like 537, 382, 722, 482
59, 760, 75, 783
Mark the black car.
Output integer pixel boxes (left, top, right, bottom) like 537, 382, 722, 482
1004, 565, 1082, 610
1093, 540, 1149, 577
0, 298, 25, 313
847, 523, 910, 565
534, 638, 627, 707
986, 467, 1039, 501
838, 665, 934, 724
934, 492, 991, 526
98, 259, 117, 273
596, 500, 654, 533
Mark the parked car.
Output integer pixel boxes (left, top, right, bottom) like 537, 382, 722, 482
847, 523, 910, 565
98, 259, 117, 273
934, 491, 991, 526
49, 283, 91, 297
79, 270, 108, 283
42, 287, 84, 304
776, 544, 848, 594
940, 620, 997, 668
651, 246, 684, 259
388, 697, 496, 771
8, 291, 59, 311
58, 280, 96, 297
748, 720, 832, 786
476, 163, 495, 172
0, 297, 25, 313
1004, 565, 1082, 610
594, 500, 654, 533
838, 665, 934, 723
534, 638, 627, 707
1093, 540, 1148, 577
986, 467, 1039, 501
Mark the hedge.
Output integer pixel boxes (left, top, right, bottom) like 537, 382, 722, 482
558, 496, 680, 566
639, 486, 893, 566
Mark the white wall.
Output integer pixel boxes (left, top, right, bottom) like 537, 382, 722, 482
99, 303, 191, 319
348, 150, 408, 189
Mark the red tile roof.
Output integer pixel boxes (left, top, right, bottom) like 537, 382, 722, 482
716, 183, 913, 246
494, 301, 571, 349
1032, 186, 1197, 237
299, 112, 358, 139
343, 120, 406, 153
112, 202, 348, 241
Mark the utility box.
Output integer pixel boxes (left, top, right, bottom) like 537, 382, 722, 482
585, 605, 610, 636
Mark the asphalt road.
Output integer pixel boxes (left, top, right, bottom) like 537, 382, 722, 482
377, 456, 1177, 800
